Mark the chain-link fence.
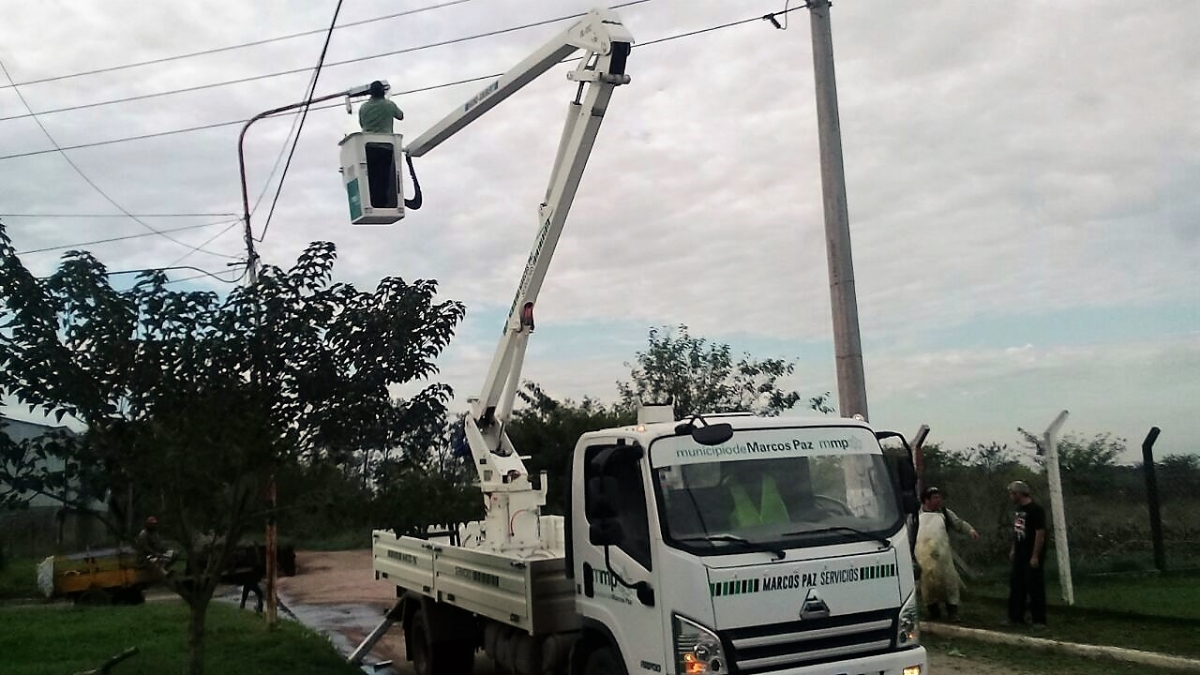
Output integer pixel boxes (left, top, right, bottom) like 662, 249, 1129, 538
916, 437, 1200, 590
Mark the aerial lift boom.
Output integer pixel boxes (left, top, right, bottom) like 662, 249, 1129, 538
404, 8, 633, 553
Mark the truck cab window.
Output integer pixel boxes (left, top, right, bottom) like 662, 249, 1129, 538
584, 445, 653, 571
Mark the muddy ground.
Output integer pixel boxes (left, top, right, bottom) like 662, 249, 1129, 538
279, 550, 1015, 675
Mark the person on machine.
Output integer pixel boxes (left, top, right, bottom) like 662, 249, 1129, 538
358, 80, 404, 133
135, 516, 177, 576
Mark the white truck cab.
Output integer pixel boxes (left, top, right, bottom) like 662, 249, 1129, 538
569, 414, 924, 675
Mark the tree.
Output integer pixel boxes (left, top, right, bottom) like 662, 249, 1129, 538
616, 324, 832, 418
0, 223, 465, 675
373, 411, 482, 537
507, 382, 635, 513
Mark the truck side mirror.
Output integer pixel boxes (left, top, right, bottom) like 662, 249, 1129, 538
585, 476, 625, 546
589, 519, 625, 547
585, 476, 618, 519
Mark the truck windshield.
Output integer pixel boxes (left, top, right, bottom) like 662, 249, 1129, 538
650, 426, 902, 555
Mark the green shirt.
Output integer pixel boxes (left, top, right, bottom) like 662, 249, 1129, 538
358, 97, 403, 133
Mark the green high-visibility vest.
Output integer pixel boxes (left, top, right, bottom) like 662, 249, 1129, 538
729, 474, 790, 528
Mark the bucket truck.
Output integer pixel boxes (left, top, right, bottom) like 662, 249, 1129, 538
353, 8, 927, 675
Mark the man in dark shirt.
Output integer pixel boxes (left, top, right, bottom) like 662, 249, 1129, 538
1007, 480, 1047, 627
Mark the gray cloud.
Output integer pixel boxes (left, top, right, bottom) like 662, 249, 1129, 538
2, 0, 1197, 452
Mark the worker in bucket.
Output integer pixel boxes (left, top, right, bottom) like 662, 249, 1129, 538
135, 516, 177, 576
358, 80, 404, 133
914, 487, 978, 622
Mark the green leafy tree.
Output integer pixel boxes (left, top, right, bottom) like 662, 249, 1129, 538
0, 223, 464, 675
507, 382, 635, 513
373, 411, 482, 536
616, 324, 831, 418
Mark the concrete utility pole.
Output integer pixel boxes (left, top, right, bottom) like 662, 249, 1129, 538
236, 84, 375, 626
1042, 410, 1074, 605
806, 0, 868, 420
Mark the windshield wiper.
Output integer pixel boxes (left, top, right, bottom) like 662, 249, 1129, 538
676, 534, 786, 560
783, 526, 891, 550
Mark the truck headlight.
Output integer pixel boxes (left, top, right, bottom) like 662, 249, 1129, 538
673, 615, 726, 674
897, 590, 920, 648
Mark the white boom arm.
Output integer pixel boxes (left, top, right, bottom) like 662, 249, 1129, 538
405, 8, 632, 553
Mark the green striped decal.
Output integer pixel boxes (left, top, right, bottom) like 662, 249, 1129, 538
859, 563, 898, 579
709, 578, 761, 597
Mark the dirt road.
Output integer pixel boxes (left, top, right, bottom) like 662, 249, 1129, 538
280, 550, 1015, 675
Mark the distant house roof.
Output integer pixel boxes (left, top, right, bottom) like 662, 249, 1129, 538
1, 414, 92, 510
0, 414, 78, 443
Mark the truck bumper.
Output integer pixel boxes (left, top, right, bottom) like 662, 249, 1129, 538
765, 647, 927, 675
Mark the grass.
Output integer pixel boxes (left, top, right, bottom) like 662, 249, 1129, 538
951, 601, 1200, 659
0, 557, 40, 600
925, 633, 1192, 675
968, 571, 1200, 621
0, 600, 363, 675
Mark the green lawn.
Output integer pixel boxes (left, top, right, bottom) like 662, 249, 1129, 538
925, 633, 1192, 675
969, 571, 1200, 621
0, 601, 363, 675
0, 557, 40, 600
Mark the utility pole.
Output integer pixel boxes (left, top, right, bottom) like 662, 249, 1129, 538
806, 0, 868, 420
236, 84, 378, 627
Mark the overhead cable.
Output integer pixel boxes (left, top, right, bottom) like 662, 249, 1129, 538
0, 57, 240, 261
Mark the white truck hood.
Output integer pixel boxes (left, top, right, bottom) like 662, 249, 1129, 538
705, 548, 902, 630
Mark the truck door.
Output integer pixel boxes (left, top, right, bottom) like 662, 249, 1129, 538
574, 442, 666, 674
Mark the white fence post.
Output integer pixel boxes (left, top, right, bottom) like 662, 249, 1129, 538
1043, 410, 1074, 605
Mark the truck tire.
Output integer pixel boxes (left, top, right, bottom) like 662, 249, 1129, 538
582, 646, 626, 675
75, 588, 111, 606
410, 607, 475, 675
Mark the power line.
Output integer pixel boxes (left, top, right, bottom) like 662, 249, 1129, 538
104, 264, 245, 283
0, 57, 241, 262
166, 221, 242, 268
0, 0, 476, 92
0, 1, 654, 125
258, 0, 345, 244
0, 212, 237, 218
35, 262, 246, 284
0, 4, 789, 164
16, 219, 238, 255
164, 267, 248, 286
0, 74, 499, 161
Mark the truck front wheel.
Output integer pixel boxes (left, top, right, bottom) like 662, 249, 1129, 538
581, 646, 626, 675
410, 607, 475, 675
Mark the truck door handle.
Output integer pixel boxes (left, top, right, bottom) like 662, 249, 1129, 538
582, 562, 595, 597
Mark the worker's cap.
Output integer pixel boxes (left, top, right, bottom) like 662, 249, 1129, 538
369, 80, 386, 96
1007, 480, 1031, 495
921, 486, 941, 501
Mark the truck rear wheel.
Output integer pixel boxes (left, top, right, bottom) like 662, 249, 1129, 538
582, 646, 626, 675
410, 607, 475, 675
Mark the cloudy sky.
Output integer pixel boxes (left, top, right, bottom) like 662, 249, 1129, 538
1, 0, 1196, 461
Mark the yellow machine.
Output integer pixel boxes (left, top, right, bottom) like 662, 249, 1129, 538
37, 546, 151, 605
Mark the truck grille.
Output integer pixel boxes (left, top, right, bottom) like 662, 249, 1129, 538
721, 609, 896, 674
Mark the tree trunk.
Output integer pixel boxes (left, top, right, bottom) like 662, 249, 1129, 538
186, 599, 208, 675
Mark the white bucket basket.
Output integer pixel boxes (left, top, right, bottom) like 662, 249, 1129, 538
338, 131, 405, 226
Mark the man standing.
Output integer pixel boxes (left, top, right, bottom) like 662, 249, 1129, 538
914, 487, 978, 622
358, 80, 404, 133
1007, 480, 1047, 628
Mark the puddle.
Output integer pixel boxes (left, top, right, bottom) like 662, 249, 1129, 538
276, 591, 400, 674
